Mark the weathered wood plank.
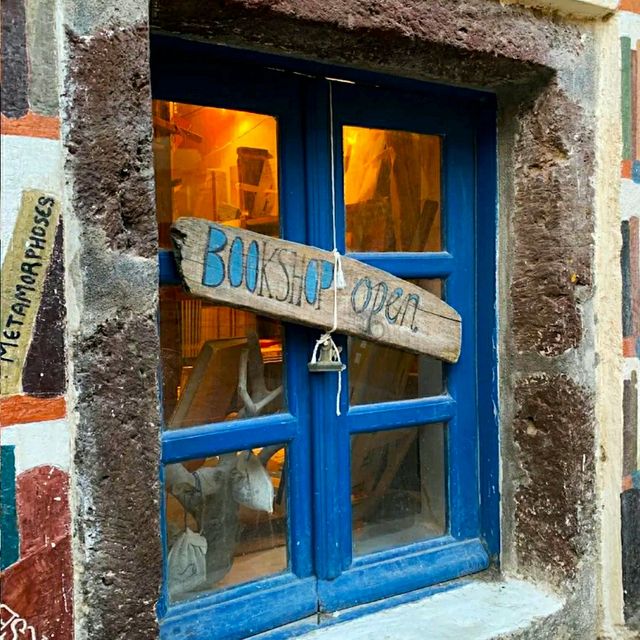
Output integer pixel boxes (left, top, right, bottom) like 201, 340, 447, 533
171, 218, 461, 363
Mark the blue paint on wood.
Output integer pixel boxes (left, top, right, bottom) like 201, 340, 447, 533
156, 463, 170, 619
321, 260, 334, 289
246, 240, 259, 292
475, 98, 500, 558
0, 446, 19, 570
304, 79, 352, 579
281, 326, 315, 579
633, 160, 640, 184
161, 576, 318, 640
162, 413, 297, 464
346, 396, 455, 433
228, 236, 244, 288
304, 259, 319, 305
203, 227, 227, 287
318, 538, 488, 611
385, 288, 403, 324
349, 252, 455, 278
159, 250, 180, 285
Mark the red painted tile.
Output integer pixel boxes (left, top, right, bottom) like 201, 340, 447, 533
623, 337, 638, 357
0, 534, 73, 640
0, 112, 60, 139
619, 0, 640, 12
0, 395, 66, 427
16, 467, 70, 558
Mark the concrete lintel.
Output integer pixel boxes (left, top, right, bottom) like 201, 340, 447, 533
503, 0, 617, 19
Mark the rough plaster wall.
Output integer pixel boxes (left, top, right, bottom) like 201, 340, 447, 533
61, 8, 162, 639
592, 18, 626, 637
61, 0, 608, 636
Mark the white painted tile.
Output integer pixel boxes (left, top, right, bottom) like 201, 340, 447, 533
0, 134, 63, 266
618, 11, 640, 43
1, 418, 70, 473
620, 179, 640, 222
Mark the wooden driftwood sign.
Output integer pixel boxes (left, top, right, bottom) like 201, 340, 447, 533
171, 218, 461, 363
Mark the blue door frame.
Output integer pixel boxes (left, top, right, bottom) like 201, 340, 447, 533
152, 34, 498, 640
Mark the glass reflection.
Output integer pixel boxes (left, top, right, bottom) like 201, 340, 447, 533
153, 100, 280, 248
344, 126, 441, 253
159, 289, 284, 429
165, 446, 287, 602
349, 279, 444, 405
351, 424, 446, 556
152, 101, 284, 430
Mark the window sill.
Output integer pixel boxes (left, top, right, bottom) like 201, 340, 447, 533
282, 579, 564, 640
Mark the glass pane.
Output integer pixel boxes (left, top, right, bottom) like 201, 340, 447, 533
344, 126, 441, 252
164, 445, 287, 602
349, 279, 444, 405
351, 424, 446, 556
160, 287, 285, 429
153, 100, 280, 249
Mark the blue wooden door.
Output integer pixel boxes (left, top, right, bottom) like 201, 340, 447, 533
305, 79, 490, 610
153, 36, 497, 639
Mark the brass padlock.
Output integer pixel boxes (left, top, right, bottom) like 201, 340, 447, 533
308, 338, 345, 373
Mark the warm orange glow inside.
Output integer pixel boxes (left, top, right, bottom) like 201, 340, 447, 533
343, 125, 441, 252
153, 100, 280, 248
153, 100, 284, 433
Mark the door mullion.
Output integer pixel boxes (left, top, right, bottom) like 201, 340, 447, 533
304, 78, 352, 581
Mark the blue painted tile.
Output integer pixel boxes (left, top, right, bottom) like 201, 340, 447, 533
0, 445, 20, 570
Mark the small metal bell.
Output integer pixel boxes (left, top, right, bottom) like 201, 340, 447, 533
308, 338, 346, 373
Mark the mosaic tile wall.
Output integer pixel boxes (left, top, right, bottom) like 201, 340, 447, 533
0, 0, 72, 638
619, 1, 640, 628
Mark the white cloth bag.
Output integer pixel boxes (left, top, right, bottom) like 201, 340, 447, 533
167, 527, 208, 599
232, 452, 274, 513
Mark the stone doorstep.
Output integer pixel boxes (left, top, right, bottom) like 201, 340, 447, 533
293, 580, 564, 640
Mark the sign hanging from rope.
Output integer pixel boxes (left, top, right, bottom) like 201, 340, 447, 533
171, 217, 462, 364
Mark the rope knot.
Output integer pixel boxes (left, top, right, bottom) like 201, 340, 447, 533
333, 249, 346, 290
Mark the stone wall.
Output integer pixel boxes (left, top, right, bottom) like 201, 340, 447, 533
618, 2, 640, 630
1, 0, 636, 638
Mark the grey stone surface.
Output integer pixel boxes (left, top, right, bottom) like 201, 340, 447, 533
63, 19, 162, 640
294, 579, 564, 640
26, 0, 60, 115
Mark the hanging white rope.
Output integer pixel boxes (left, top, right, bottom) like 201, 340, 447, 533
308, 81, 346, 416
